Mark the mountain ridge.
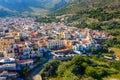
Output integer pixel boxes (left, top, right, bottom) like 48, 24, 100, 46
0, 0, 70, 17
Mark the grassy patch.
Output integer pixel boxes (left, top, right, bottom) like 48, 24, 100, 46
110, 47, 120, 58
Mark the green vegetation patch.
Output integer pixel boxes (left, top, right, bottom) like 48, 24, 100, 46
40, 56, 120, 80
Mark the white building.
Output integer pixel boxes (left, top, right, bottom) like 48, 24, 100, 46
47, 40, 65, 50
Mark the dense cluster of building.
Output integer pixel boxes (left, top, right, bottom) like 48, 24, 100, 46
0, 17, 109, 79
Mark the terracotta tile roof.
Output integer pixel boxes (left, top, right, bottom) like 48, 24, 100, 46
52, 48, 70, 53
7, 71, 17, 74
0, 71, 4, 76
17, 59, 33, 64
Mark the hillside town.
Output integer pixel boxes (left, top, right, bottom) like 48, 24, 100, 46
0, 17, 110, 80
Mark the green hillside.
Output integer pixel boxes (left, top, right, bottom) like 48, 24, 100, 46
53, 0, 120, 15
41, 56, 120, 80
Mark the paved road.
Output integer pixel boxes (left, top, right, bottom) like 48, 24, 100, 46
31, 65, 44, 77
30, 53, 54, 80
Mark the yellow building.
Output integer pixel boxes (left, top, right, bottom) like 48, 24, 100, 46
59, 32, 71, 39
7, 32, 22, 42
0, 36, 15, 51
3, 47, 15, 58
14, 33, 22, 42
58, 32, 65, 39
0, 36, 15, 45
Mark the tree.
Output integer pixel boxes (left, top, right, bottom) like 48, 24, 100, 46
85, 66, 99, 79
112, 61, 120, 71
63, 68, 79, 80
57, 62, 71, 76
41, 59, 60, 79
